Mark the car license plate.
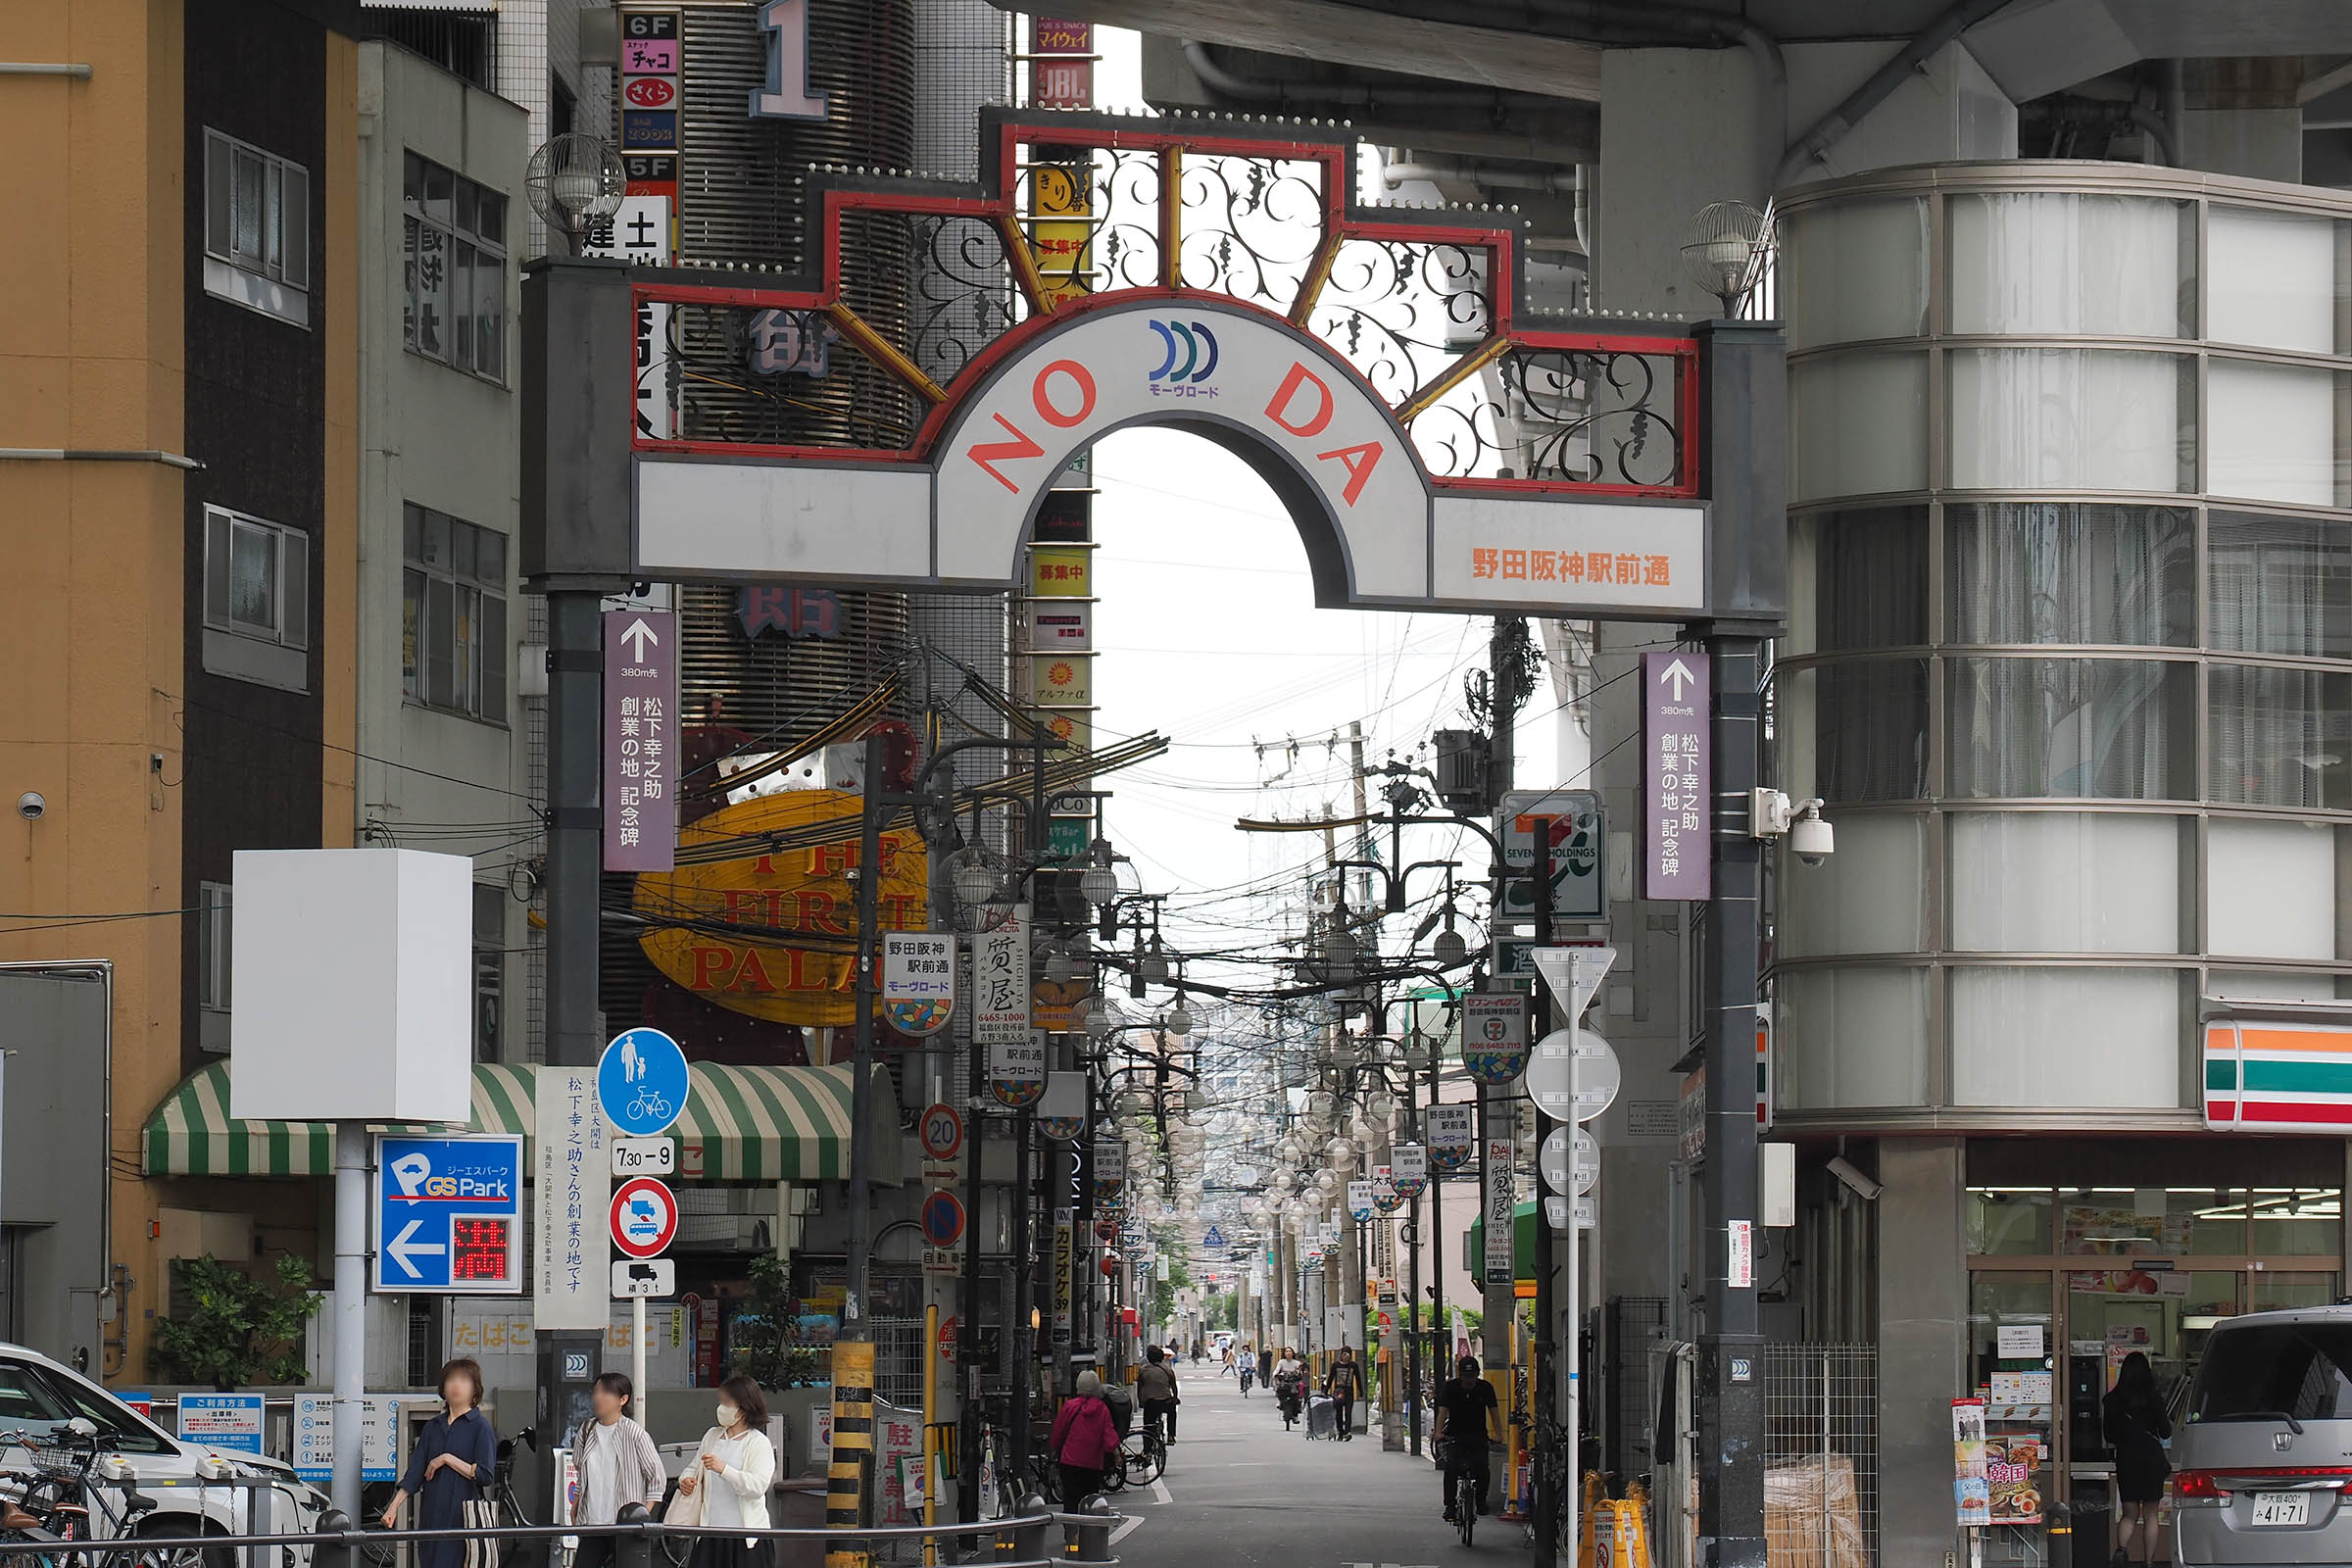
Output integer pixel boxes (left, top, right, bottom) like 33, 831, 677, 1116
2251, 1493, 2310, 1527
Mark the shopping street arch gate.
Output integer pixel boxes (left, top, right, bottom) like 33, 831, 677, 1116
523, 109, 1785, 627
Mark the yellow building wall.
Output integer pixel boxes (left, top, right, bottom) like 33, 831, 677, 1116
0, 1, 190, 1381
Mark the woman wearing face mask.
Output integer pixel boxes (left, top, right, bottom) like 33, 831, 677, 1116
671, 1377, 776, 1568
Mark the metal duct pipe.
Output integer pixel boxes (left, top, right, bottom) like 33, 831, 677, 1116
1520, 0, 1784, 89
1381, 154, 1577, 197
1182, 40, 1547, 107
1774, 0, 2010, 190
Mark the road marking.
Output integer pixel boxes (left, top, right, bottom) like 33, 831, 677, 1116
1150, 1477, 1173, 1505
1109, 1514, 1145, 1545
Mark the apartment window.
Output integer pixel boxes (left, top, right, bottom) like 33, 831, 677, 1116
474, 884, 505, 1062
202, 128, 309, 326
202, 505, 310, 692
404, 504, 508, 723
198, 882, 231, 1054
404, 151, 509, 381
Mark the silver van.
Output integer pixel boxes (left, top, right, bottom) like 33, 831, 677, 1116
2175, 1307, 2352, 1565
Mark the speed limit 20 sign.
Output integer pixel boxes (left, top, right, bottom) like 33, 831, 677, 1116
918, 1103, 964, 1162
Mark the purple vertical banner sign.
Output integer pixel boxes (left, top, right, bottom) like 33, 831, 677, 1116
1642, 649, 1709, 901
603, 609, 678, 872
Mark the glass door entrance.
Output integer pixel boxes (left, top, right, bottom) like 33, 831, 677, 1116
1966, 1185, 2344, 1566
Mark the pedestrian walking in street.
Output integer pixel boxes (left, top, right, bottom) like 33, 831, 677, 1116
1221, 1343, 1237, 1379
1433, 1357, 1498, 1524
570, 1373, 666, 1568
379, 1357, 499, 1568
2104, 1351, 2172, 1566
1138, 1345, 1180, 1445
1273, 1348, 1305, 1430
1324, 1346, 1364, 1441
672, 1376, 778, 1568
1050, 1370, 1120, 1508
1257, 1346, 1274, 1388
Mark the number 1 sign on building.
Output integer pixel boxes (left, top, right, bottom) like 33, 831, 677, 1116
1642, 650, 1710, 900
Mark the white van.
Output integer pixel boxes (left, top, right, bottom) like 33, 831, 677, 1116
0, 1343, 325, 1554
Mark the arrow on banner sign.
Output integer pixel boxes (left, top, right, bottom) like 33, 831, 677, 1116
618, 618, 661, 662
1660, 658, 1699, 702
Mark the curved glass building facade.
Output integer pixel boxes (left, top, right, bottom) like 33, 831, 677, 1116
1775, 164, 2352, 1127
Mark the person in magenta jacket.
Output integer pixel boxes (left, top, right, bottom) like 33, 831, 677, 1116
1049, 1371, 1119, 1505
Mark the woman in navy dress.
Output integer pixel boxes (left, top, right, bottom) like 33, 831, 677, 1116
381, 1358, 500, 1568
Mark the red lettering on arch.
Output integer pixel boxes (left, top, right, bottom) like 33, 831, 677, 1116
1264, 362, 1334, 438
966, 413, 1044, 493
1032, 360, 1097, 427
1315, 441, 1385, 507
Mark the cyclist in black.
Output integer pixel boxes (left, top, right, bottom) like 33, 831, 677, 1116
1433, 1357, 1498, 1525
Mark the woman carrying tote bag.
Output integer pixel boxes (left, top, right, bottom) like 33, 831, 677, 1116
668, 1376, 776, 1568
381, 1358, 502, 1568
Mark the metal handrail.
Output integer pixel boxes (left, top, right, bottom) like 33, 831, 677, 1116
0, 1507, 1124, 1564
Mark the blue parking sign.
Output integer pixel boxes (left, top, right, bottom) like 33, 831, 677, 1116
600, 1028, 689, 1137
371, 1134, 524, 1294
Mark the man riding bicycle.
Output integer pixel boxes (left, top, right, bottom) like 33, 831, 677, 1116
1433, 1356, 1499, 1525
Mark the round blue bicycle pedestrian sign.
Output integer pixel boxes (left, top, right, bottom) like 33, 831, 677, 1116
599, 1028, 689, 1137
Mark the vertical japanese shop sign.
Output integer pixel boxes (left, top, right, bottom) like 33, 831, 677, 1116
976, 906, 1044, 1105
534, 1066, 612, 1331
881, 931, 956, 1037
1642, 650, 1710, 900
603, 611, 676, 871
1030, 18, 1095, 112
1484, 1134, 1517, 1282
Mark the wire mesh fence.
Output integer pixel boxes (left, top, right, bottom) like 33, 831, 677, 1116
1762, 1343, 1878, 1568
1605, 1296, 1668, 1483
873, 1315, 928, 1410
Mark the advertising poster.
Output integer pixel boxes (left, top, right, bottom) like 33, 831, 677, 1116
1953, 1399, 1989, 1527
1984, 1435, 2046, 1525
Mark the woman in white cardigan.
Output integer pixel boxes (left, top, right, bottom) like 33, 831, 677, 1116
669, 1375, 776, 1568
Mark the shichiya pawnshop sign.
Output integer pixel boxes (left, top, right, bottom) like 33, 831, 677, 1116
633, 789, 927, 1027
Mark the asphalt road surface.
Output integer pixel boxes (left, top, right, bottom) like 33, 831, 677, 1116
1110, 1361, 1510, 1568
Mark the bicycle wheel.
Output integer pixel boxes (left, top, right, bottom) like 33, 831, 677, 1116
1120, 1438, 1160, 1489
1456, 1477, 1476, 1547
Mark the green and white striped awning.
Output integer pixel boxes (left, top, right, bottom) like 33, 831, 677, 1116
143, 1059, 894, 1182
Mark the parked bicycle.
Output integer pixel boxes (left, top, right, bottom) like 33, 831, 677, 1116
0, 1421, 175, 1568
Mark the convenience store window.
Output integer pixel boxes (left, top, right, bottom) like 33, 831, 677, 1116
1964, 1183, 2344, 1566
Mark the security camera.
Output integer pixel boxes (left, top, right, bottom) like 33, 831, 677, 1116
1789, 802, 1834, 866
16, 792, 43, 821
1826, 1155, 1881, 1200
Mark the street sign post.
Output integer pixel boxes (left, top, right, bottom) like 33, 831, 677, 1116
612, 1258, 677, 1298
1642, 651, 1711, 900
599, 1027, 688, 1138
612, 1176, 680, 1259
882, 931, 956, 1037
603, 610, 678, 872
612, 1137, 676, 1177
371, 1135, 523, 1294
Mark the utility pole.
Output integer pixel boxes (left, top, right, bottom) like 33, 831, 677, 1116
1531, 818, 1559, 1568
533, 586, 607, 1475
1480, 617, 1519, 1380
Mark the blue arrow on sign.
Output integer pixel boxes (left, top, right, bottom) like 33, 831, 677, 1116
600, 1027, 690, 1137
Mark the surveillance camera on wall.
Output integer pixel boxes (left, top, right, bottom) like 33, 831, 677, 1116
1789, 808, 1835, 866
16, 792, 44, 821
1826, 1155, 1881, 1200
